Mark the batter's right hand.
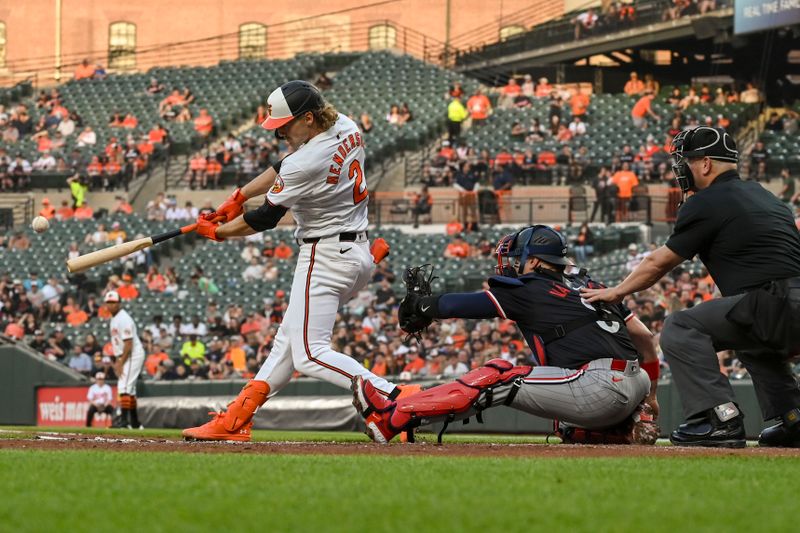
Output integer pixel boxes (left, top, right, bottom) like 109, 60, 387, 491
203, 188, 246, 222
196, 216, 225, 242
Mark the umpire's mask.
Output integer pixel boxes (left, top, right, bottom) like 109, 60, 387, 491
670, 126, 738, 201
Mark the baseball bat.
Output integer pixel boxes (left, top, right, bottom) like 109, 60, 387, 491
66, 222, 199, 273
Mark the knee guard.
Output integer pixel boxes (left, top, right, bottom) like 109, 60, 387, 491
388, 359, 532, 439
223, 380, 270, 432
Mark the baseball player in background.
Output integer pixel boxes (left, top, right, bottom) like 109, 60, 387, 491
183, 81, 410, 441
352, 225, 660, 444
106, 290, 145, 429
85, 372, 114, 427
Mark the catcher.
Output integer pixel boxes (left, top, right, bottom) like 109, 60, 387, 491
352, 225, 660, 444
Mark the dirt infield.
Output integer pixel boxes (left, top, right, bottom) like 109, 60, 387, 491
1, 432, 799, 457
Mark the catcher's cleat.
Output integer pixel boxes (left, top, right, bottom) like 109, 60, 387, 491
182, 411, 253, 442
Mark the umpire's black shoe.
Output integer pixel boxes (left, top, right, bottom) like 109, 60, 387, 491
758, 408, 800, 448
670, 403, 746, 448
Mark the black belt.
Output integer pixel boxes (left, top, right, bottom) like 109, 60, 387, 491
302, 231, 367, 244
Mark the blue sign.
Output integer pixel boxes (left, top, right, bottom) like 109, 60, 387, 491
734, 0, 800, 34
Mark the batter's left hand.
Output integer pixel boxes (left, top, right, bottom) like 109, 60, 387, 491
196, 216, 225, 242
580, 286, 624, 305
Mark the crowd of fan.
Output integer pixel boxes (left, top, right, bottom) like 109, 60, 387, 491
5, 203, 788, 382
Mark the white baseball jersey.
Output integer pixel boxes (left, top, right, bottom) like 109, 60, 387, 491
267, 113, 369, 239
109, 309, 145, 358
87, 383, 113, 406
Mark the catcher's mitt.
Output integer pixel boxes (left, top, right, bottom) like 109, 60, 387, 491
556, 402, 660, 445
398, 264, 437, 338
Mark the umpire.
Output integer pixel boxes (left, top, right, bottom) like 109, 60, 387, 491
582, 126, 800, 448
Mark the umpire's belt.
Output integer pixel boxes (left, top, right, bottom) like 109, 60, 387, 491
581, 358, 640, 376
298, 231, 368, 246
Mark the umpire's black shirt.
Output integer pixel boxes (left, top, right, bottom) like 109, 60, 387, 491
665, 170, 800, 296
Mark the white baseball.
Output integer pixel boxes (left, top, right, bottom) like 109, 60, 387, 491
31, 216, 50, 233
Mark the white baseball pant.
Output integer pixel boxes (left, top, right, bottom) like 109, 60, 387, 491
255, 234, 396, 396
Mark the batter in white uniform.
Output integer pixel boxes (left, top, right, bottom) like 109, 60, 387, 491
184, 81, 406, 441
105, 290, 145, 429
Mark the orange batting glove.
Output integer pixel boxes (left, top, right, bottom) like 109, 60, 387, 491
196, 217, 225, 242
204, 188, 246, 222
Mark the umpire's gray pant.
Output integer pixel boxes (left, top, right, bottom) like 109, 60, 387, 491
509, 358, 651, 429
660, 285, 800, 421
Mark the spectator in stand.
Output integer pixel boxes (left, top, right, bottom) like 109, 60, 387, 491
631, 92, 660, 129
205, 156, 222, 189
148, 123, 169, 147
644, 74, 660, 94
466, 88, 492, 126
411, 185, 433, 228
667, 87, 683, 107
76, 126, 97, 147
359, 112, 373, 133
274, 240, 294, 260
749, 141, 768, 177
121, 113, 138, 129
32, 151, 57, 171
765, 112, 783, 132
555, 124, 573, 143
698, 0, 717, 14
56, 200, 74, 220
386, 104, 402, 126
573, 222, 594, 264
498, 77, 521, 109
679, 87, 700, 110
624, 72, 646, 96
188, 152, 207, 190
446, 96, 469, 141
569, 90, 590, 119
568, 115, 587, 136
146, 77, 165, 95
399, 103, 413, 124
574, 8, 598, 39
449, 81, 464, 99
454, 161, 479, 230
446, 218, 464, 235
699, 84, 713, 103
117, 273, 139, 300
74, 59, 96, 80
73, 201, 93, 220
610, 161, 639, 221
779, 168, 795, 206
242, 257, 265, 282
535, 77, 552, 99
520, 74, 535, 98
109, 112, 125, 128
443, 234, 471, 259
57, 112, 76, 137
159, 88, 186, 118
193, 109, 214, 141
108, 222, 126, 243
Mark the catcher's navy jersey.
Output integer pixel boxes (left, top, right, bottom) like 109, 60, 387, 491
487, 270, 638, 369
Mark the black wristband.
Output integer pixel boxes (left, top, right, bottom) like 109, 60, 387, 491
416, 295, 441, 319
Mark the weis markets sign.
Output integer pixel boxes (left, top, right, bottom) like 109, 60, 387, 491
734, 0, 800, 35
37, 386, 116, 427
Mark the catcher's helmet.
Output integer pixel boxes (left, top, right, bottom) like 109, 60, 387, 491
261, 80, 324, 130
495, 225, 570, 277
670, 126, 738, 194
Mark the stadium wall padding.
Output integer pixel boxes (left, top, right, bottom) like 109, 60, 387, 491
2, 344, 775, 437
0, 344, 86, 425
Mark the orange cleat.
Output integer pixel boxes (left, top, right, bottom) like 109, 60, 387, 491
182, 411, 253, 442
182, 380, 269, 442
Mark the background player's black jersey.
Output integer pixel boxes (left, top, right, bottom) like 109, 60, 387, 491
488, 270, 638, 369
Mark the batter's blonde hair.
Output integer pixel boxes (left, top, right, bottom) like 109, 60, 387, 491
312, 103, 338, 131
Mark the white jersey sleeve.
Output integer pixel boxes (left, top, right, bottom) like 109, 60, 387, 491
266, 159, 313, 209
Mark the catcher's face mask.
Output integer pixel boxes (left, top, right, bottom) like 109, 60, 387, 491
495, 225, 569, 277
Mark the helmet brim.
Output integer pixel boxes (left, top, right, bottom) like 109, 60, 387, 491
533, 254, 572, 266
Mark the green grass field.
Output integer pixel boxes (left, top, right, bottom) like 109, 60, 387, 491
1, 427, 798, 532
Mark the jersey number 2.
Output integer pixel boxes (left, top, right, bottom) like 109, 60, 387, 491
348, 160, 368, 204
